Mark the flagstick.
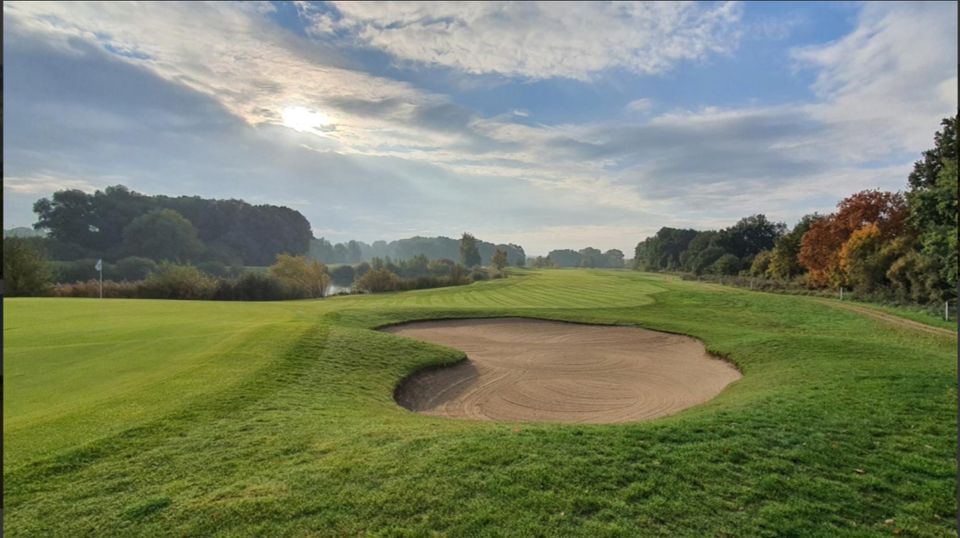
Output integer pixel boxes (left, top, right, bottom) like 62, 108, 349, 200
99, 263, 103, 299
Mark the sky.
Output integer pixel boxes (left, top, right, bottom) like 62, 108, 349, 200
3, 1, 957, 256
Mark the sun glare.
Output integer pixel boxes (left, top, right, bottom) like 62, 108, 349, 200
281, 106, 332, 133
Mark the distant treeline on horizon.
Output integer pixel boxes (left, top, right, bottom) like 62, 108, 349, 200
8, 183, 638, 277
309, 236, 526, 267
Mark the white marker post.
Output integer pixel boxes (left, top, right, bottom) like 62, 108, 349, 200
95, 258, 103, 299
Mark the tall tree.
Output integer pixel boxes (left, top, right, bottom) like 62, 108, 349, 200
602, 249, 625, 268
3, 237, 52, 296
714, 214, 786, 262
122, 209, 203, 263
905, 115, 958, 292
634, 228, 698, 271
491, 248, 508, 271
799, 190, 907, 286
459, 233, 481, 267
767, 214, 820, 280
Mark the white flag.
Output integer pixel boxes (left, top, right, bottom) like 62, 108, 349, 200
95, 259, 102, 271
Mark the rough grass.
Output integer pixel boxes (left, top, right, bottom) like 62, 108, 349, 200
4, 269, 956, 537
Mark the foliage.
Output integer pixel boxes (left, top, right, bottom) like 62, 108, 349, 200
353, 268, 401, 293
547, 249, 582, 268
33, 184, 312, 265
767, 214, 819, 281
602, 249, 625, 268
49, 258, 107, 283
459, 233, 482, 268
3, 237, 52, 296
713, 214, 786, 264
530, 256, 554, 268
710, 253, 741, 276
196, 261, 235, 278
329, 265, 356, 287
633, 227, 698, 271
470, 268, 490, 281
212, 272, 293, 301
748, 250, 772, 277
799, 190, 907, 287
905, 115, 958, 294
51, 280, 140, 299
122, 209, 203, 262
491, 248, 508, 271
312, 235, 526, 267
838, 223, 897, 292
115, 256, 158, 281
268, 254, 329, 299
139, 263, 216, 300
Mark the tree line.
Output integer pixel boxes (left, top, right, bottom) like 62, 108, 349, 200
3, 231, 511, 299
309, 235, 526, 267
633, 115, 958, 305
29, 185, 313, 266
531, 247, 626, 269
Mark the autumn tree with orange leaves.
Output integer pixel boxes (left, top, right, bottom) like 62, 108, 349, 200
798, 190, 908, 286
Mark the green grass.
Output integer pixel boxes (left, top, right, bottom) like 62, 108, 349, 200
4, 269, 956, 537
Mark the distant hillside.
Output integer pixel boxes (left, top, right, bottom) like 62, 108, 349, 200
310, 236, 526, 266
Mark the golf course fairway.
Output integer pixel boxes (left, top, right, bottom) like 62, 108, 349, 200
4, 269, 957, 536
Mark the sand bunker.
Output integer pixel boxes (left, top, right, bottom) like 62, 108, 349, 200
386, 318, 741, 424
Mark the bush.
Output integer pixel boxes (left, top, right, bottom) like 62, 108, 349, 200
449, 264, 470, 285
268, 254, 329, 298
213, 272, 293, 301
470, 268, 490, 281
355, 262, 371, 278
115, 256, 158, 281
711, 254, 742, 276
428, 258, 455, 276
139, 263, 216, 300
3, 237, 53, 296
353, 268, 401, 293
49, 258, 105, 283
329, 265, 355, 287
51, 280, 140, 298
196, 261, 233, 278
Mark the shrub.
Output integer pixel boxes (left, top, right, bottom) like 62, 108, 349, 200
213, 272, 292, 301
711, 254, 742, 276
52, 280, 140, 298
470, 268, 490, 281
115, 256, 158, 281
49, 258, 104, 283
329, 265, 355, 286
749, 250, 772, 277
139, 263, 216, 300
3, 237, 53, 296
355, 261, 372, 278
428, 258, 455, 276
268, 254, 329, 298
353, 268, 401, 293
449, 264, 470, 285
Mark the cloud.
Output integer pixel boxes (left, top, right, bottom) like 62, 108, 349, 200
3, 174, 104, 194
306, 1, 743, 81
2, 1, 956, 254
625, 98, 653, 113
791, 1, 958, 159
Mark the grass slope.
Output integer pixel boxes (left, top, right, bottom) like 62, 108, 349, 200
4, 269, 957, 537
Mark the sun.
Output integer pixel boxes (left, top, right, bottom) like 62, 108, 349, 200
281, 106, 332, 133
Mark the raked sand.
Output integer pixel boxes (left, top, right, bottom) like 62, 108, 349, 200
386, 318, 741, 424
